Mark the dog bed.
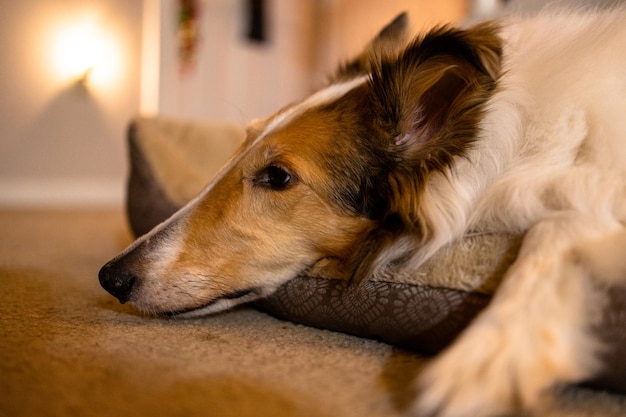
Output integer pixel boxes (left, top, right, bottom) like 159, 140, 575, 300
125, 116, 626, 392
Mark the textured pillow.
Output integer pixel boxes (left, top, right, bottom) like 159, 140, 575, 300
125, 116, 626, 393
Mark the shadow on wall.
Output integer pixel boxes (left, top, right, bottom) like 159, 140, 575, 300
2, 81, 124, 179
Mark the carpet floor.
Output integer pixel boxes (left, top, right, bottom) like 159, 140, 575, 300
1, 209, 625, 417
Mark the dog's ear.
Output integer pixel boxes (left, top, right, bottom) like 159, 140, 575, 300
347, 23, 502, 283
372, 22, 501, 162
334, 12, 409, 80
371, 22, 502, 211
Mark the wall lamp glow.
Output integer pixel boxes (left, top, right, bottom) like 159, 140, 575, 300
52, 20, 120, 87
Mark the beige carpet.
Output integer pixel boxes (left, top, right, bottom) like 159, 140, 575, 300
1, 209, 625, 417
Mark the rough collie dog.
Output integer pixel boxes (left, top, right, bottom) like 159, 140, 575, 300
100, 8, 626, 417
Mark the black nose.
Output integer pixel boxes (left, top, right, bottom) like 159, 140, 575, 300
98, 260, 138, 304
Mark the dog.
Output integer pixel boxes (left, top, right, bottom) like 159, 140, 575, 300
100, 8, 626, 417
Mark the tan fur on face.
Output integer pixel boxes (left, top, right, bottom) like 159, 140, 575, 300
129, 100, 376, 315
175, 138, 373, 287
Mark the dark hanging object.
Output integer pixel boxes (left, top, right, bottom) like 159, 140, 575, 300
246, 0, 266, 43
177, 0, 200, 72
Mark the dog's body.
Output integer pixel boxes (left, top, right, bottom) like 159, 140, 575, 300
100, 8, 626, 417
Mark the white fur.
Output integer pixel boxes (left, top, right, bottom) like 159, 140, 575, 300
410, 9, 626, 417
256, 75, 369, 142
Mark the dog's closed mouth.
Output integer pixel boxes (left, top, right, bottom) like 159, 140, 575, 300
164, 288, 260, 318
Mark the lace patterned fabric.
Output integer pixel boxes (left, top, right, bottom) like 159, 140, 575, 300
254, 277, 490, 354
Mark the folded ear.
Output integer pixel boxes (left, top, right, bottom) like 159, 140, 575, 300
370, 21, 502, 212
372, 22, 501, 167
348, 23, 503, 283
334, 12, 409, 80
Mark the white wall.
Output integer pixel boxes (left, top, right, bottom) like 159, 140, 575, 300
0, 0, 143, 206
150, 0, 468, 124
152, 0, 318, 124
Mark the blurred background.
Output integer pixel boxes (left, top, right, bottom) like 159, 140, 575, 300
0, 0, 620, 208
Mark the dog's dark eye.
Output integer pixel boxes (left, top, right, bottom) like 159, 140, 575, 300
255, 165, 293, 190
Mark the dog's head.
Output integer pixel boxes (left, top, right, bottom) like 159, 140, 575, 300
99, 14, 501, 317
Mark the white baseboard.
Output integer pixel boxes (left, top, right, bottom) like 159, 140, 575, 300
0, 177, 125, 208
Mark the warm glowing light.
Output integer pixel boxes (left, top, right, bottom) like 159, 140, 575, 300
52, 19, 120, 87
